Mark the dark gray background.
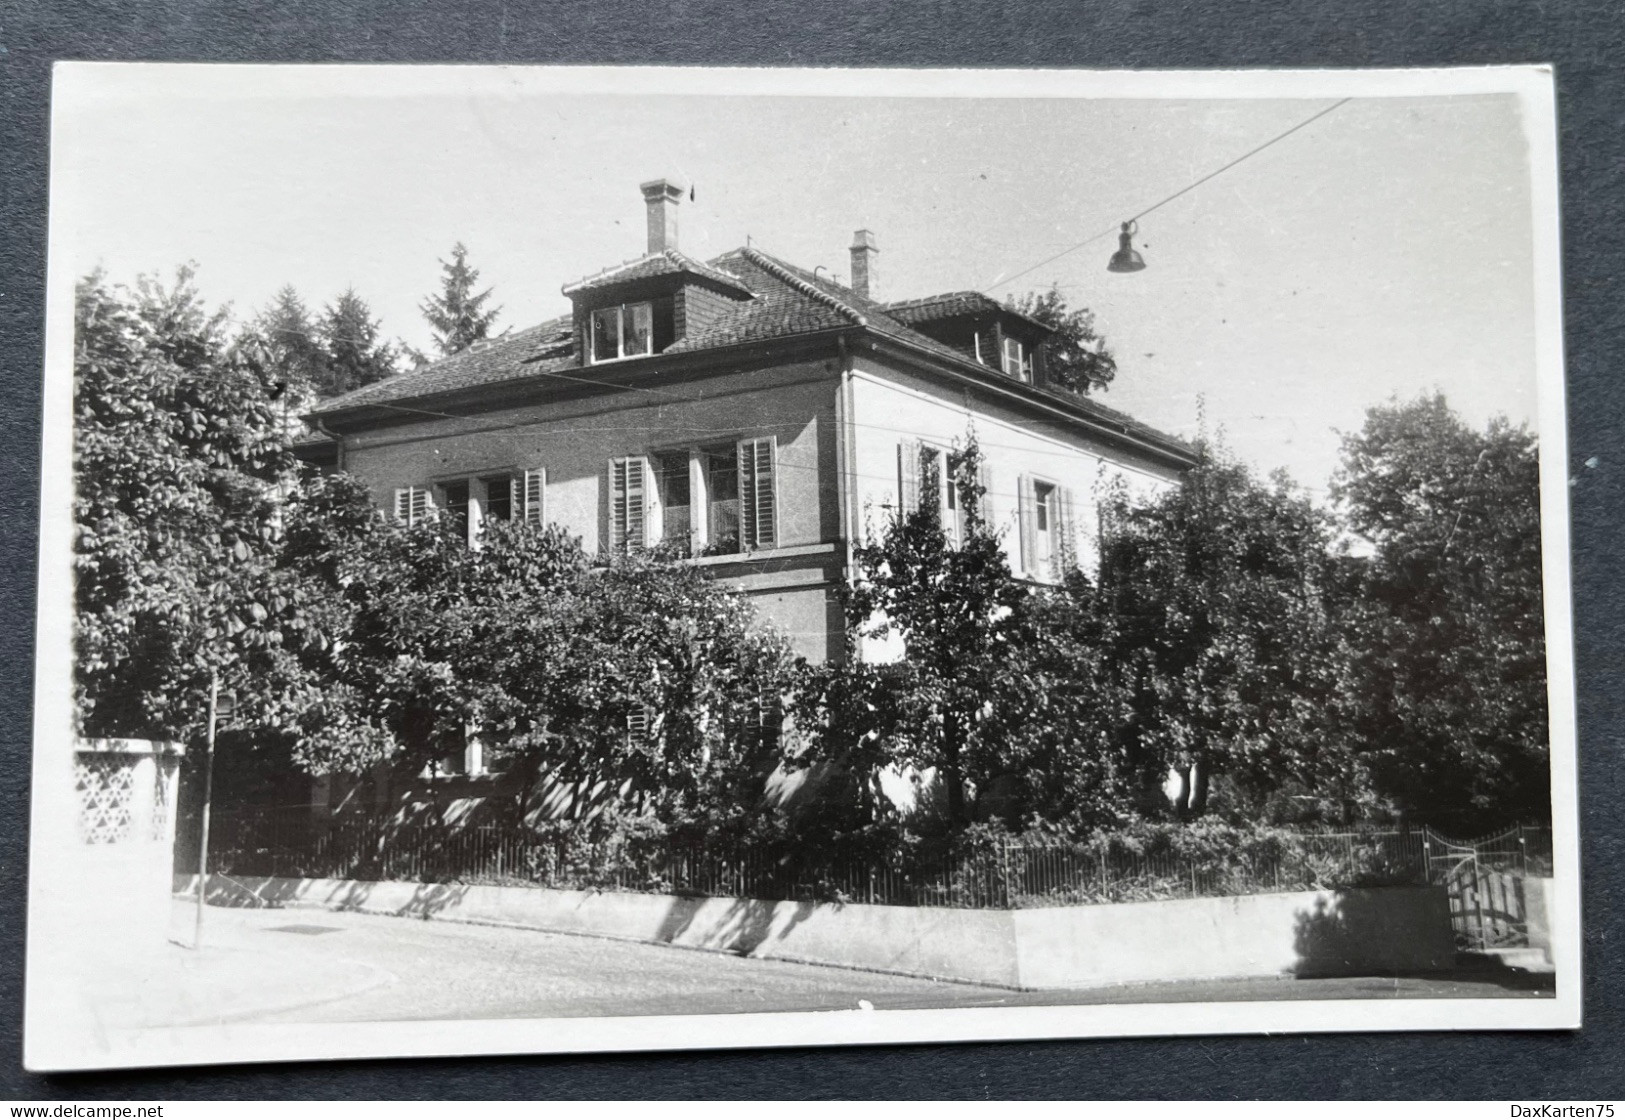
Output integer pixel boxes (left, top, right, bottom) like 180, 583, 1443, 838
1, 0, 1619, 1100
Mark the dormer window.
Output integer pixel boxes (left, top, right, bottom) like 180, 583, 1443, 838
586, 298, 679, 363
590, 301, 653, 363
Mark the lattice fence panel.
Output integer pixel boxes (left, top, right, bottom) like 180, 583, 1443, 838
75, 754, 135, 844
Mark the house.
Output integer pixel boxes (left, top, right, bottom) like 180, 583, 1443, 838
302, 178, 1196, 687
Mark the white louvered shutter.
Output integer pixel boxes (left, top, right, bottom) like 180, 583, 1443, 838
738, 437, 777, 550
897, 439, 922, 517
1017, 474, 1038, 576
393, 486, 431, 526
609, 457, 649, 552
523, 468, 546, 525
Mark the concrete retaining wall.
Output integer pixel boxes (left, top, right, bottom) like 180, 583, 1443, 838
1013, 886, 1455, 987
177, 874, 1454, 989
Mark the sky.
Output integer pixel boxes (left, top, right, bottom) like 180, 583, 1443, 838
50, 68, 1543, 497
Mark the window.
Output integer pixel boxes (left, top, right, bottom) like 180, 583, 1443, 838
654, 452, 692, 549
441, 480, 471, 541
1002, 336, 1033, 382
609, 456, 649, 552
392, 485, 433, 527
704, 446, 740, 554
400, 472, 546, 543
1019, 475, 1077, 582
589, 302, 654, 363
1033, 480, 1055, 570
899, 441, 968, 545
480, 474, 514, 523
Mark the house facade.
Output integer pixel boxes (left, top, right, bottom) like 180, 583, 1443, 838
303, 180, 1196, 670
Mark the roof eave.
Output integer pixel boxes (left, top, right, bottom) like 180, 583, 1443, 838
859, 332, 1197, 471
307, 329, 854, 433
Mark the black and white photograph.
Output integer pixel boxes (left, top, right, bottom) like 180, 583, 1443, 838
25, 63, 1578, 1072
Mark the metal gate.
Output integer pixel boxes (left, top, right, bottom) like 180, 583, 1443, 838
1423, 826, 1547, 951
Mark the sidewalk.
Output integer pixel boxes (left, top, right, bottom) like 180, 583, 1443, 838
61, 898, 396, 1032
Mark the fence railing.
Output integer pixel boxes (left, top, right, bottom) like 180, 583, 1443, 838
182, 806, 1553, 912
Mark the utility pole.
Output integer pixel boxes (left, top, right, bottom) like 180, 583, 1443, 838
193, 670, 220, 949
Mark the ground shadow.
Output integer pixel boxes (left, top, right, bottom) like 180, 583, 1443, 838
1292, 889, 1553, 994
652, 893, 820, 954
395, 881, 470, 919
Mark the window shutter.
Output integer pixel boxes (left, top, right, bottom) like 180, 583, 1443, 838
523, 468, 546, 525
626, 705, 650, 749
738, 437, 777, 550
610, 457, 649, 551
1017, 474, 1037, 576
897, 439, 922, 516
394, 486, 431, 526
1057, 485, 1079, 574
976, 459, 994, 526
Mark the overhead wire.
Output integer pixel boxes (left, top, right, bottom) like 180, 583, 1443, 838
980, 97, 1353, 294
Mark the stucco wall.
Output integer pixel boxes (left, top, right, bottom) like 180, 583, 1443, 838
845, 361, 1180, 582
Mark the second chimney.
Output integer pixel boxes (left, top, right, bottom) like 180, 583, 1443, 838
849, 229, 879, 299
641, 178, 685, 254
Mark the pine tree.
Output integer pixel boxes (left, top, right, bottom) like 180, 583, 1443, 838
319, 288, 397, 396
253, 285, 329, 401
421, 242, 502, 356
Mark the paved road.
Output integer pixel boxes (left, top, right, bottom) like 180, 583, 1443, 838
152, 903, 1552, 1026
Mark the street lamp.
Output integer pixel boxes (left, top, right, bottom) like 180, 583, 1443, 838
1107, 220, 1147, 273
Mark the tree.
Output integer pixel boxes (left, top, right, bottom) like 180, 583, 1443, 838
420, 242, 501, 357
1094, 441, 1348, 820
1008, 284, 1117, 394
319, 288, 397, 396
282, 498, 799, 825
1330, 393, 1547, 831
251, 285, 329, 402
74, 266, 295, 740
803, 436, 1033, 831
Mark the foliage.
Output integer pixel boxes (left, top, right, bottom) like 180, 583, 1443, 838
319, 288, 398, 396
252, 285, 328, 402
278, 499, 800, 823
1008, 284, 1118, 394
73, 267, 299, 741
420, 242, 502, 357
1094, 441, 1350, 820
813, 436, 1032, 829
1330, 393, 1547, 832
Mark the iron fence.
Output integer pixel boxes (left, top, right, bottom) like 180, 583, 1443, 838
183, 806, 1552, 912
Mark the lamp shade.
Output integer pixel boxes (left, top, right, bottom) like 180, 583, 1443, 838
1108, 221, 1146, 273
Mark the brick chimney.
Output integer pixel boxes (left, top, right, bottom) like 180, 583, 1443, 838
849, 229, 879, 299
640, 178, 685, 254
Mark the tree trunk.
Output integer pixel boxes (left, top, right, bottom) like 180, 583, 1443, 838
942, 713, 965, 828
